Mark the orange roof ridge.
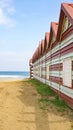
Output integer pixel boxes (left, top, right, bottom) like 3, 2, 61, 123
45, 32, 50, 40
57, 2, 73, 41
62, 2, 73, 24
51, 22, 58, 37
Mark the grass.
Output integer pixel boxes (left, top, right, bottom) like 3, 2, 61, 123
51, 96, 68, 111
23, 79, 73, 130
28, 79, 68, 111
28, 79, 55, 96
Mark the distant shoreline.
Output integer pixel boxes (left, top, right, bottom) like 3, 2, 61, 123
0, 71, 30, 81
0, 77, 30, 82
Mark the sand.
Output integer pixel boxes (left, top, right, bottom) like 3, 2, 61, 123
0, 79, 72, 130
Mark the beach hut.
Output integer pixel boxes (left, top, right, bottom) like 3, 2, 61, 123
29, 2, 73, 108
56, 3, 73, 108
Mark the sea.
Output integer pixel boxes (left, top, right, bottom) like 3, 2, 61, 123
0, 71, 30, 80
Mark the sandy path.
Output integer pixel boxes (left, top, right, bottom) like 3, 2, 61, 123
0, 80, 72, 130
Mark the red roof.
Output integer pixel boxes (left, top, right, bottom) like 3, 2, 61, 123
38, 43, 42, 56
45, 32, 50, 44
36, 47, 39, 59
45, 32, 50, 51
57, 3, 73, 41
51, 22, 58, 37
62, 3, 73, 24
41, 39, 45, 55
45, 32, 50, 43
29, 59, 32, 63
49, 22, 58, 48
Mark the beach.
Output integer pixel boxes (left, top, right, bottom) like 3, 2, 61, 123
0, 79, 72, 130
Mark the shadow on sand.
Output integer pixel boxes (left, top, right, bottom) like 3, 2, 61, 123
17, 81, 72, 130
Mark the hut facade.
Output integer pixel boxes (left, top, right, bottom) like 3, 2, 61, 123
29, 3, 73, 108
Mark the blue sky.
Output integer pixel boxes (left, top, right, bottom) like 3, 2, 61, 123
0, 0, 73, 71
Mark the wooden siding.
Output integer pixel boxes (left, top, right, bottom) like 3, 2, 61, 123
32, 32, 73, 108
49, 63, 63, 71
72, 61, 73, 70
31, 3, 73, 108
49, 76, 63, 85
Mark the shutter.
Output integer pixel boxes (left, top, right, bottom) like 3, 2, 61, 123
63, 58, 72, 87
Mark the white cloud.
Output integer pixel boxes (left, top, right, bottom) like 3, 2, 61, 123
0, 0, 12, 9
0, 0, 16, 27
0, 8, 7, 24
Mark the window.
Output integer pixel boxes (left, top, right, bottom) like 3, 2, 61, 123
63, 58, 72, 87
46, 64, 49, 80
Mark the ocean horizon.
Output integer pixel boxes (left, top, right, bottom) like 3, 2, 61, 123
0, 71, 30, 80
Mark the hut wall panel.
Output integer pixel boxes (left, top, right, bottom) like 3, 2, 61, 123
51, 43, 60, 55
49, 71, 63, 78
41, 78, 46, 83
49, 63, 63, 71
49, 82, 60, 91
72, 60, 73, 80
46, 61, 50, 64
72, 61, 73, 71
60, 36, 73, 49
60, 85, 73, 98
51, 86, 73, 108
49, 43, 73, 60
47, 81, 73, 99
41, 71, 45, 75
46, 80, 50, 86
50, 57, 61, 65
36, 74, 46, 83
42, 64, 45, 67
51, 34, 73, 55
60, 52, 73, 60
45, 42, 73, 62
46, 51, 50, 57
72, 80, 73, 88
33, 75, 38, 80
72, 72, 73, 80
49, 76, 63, 85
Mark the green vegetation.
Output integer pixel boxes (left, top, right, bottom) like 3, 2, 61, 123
28, 79, 55, 96
28, 79, 68, 111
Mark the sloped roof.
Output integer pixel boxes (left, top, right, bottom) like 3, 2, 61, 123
34, 48, 38, 61
49, 22, 58, 48
32, 54, 34, 63
45, 32, 50, 44
45, 32, 50, 50
41, 39, 45, 55
29, 59, 32, 63
57, 2, 73, 41
62, 3, 73, 24
51, 22, 58, 37
38, 43, 42, 56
